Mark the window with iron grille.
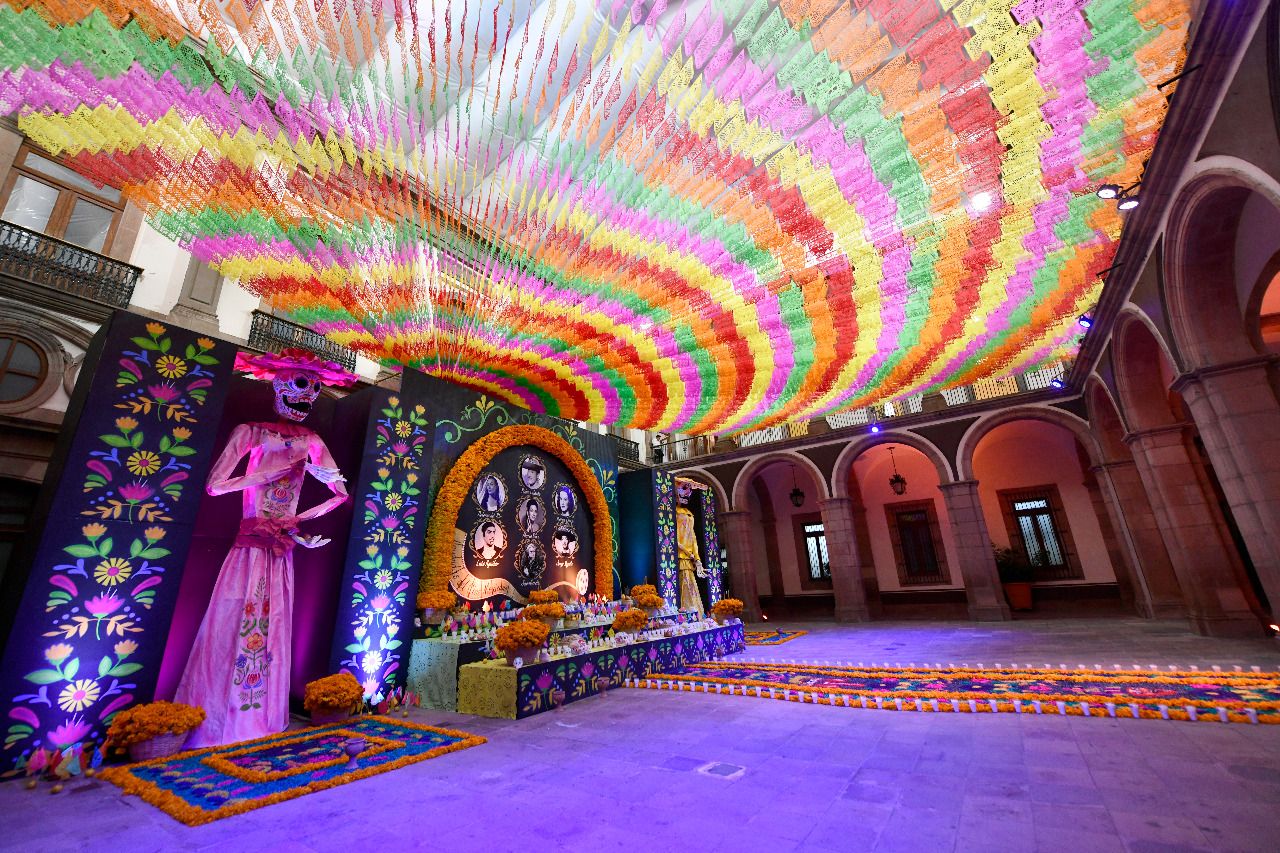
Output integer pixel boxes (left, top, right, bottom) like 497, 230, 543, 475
886, 500, 950, 585
1, 146, 124, 254
801, 522, 830, 581
998, 485, 1082, 580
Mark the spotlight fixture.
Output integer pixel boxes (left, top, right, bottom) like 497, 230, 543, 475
1050, 377, 1065, 390
971, 191, 993, 212
870, 424, 881, 434
1098, 181, 1141, 211
1078, 313, 1093, 328
789, 465, 805, 508
887, 446, 907, 496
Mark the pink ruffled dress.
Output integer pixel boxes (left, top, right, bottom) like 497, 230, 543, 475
175, 422, 347, 747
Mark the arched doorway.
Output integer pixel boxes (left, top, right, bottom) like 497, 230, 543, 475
846, 442, 965, 618
734, 454, 833, 620
1085, 380, 1186, 619
963, 414, 1125, 615
1113, 313, 1265, 636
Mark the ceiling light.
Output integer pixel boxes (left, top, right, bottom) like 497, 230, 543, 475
1050, 378, 1065, 390
870, 425, 881, 434
1096, 184, 1120, 200
1117, 194, 1140, 211
972, 191, 992, 211
1078, 314, 1093, 328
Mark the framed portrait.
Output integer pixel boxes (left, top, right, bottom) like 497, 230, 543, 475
551, 482, 577, 516
469, 519, 508, 560
515, 538, 546, 588
518, 454, 547, 491
516, 495, 546, 535
551, 524, 579, 558
473, 471, 508, 513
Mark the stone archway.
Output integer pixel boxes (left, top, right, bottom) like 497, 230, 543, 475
1111, 313, 1264, 635
1085, 378, 1186, 619
955, 405, 1103, 483
730, 450, 831, 512
830, 430, 953, 499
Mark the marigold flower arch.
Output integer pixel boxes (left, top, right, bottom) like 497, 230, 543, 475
420, 425, 613, 599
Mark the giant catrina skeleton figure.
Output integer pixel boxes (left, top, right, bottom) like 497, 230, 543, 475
175, 348, 355, 747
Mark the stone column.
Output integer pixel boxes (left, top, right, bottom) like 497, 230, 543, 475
1124, 424, 1260, 637
1090, 461, 1186, 619
1082, 474, 1137, 612
1174, 357, 1280, 618
937, 480, 1010, 621
169, 256, 225, 335
718, 510, 762, 621
818, 497, 871, 622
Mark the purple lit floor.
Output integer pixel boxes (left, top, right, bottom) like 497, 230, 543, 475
4, 618, 1280, 853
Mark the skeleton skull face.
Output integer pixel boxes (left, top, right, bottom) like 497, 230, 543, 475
272, 370, 322, 422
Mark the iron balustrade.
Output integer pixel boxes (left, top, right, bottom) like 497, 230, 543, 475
0, 219, 140, 308
248, 310, 358, 372
609, 433, 641, 465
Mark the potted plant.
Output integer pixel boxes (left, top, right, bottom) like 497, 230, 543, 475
105, 701, 205, 762
611, 607, 648, 641
523, 601, 566, 627
993, 545, 1034, 611
495, 619, 550, 666
630, 584, 664, 616
711, 598, 744, 625
416, 590, 457, 626
304, 671, 364, 724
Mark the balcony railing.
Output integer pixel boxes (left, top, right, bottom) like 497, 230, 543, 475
0, 219, 140, 308
249, 310, 358, 372
655, 361, 1067, 462
609, 433, 642, 467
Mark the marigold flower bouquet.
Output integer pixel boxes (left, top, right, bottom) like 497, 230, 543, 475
304, 671, 364, 724
105, 700, 205, 761
611, 608, 649, 637
495, 619, 551, 665
630, 584, 658, 598
527, 589, 560, 604
416, 590, 457, 624
523, 601, 567, 624
711, 598, 745, 624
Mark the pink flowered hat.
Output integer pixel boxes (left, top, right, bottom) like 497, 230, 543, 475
234, 347, 358, 387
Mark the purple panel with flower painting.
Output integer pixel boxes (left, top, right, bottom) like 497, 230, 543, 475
0, 311, 235, 773
329, 388, 433, 705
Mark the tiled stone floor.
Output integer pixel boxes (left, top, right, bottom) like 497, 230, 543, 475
3, 618, 1278, 853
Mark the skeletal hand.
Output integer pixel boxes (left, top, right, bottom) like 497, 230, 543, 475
290, 531, 331, 549
305, 463, 346, 484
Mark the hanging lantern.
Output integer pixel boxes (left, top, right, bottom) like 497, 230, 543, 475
888, 446, 907, 496
789, 465, 806, 508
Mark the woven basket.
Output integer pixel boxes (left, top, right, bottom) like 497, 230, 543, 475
128, 731, 189, 762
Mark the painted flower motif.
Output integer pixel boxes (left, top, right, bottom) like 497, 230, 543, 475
81, 523, 107, 539
94, 557, 133, 586
244, 602, 257, 617
84, 594, 124, 617
383, 492, 404, 511
373, 569, 393, 590
118, 481, 155, 502
126, 450, 162, 476
46, 717, 91, 748
361, 650, 384, 674
58, 679, 101, 712
145, 322, 165, 336
245, 633, 266, 652
154, 355, 188, 379
245, 672, 263, 689
394, 420, 413, 437
369, 594, 391, 613
380, 516, 401, 530
365, 544, 379, 558
361, 676, 380, 697
391, 441, 410, 456
261, 599, 270, 617
396, 546, 409, 559
171, 427, 192, 441
196, 337, 215, 350
115, 417, 138, 432
147, 384, 180, 403
143, 526, 165, 542
354, 625, 367, 639
44, 643, 74, 664
113, 639, 138, 657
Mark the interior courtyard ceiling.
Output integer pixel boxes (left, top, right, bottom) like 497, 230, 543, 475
0, 0, 1193, 434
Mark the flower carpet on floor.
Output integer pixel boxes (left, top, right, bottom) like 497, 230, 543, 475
744, 630, 807, 646
625, 661, 1280, 724
100, 716, 485, 825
